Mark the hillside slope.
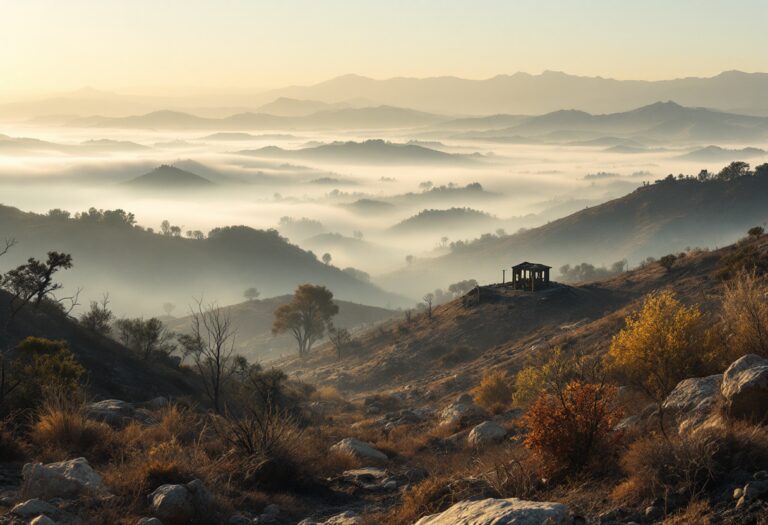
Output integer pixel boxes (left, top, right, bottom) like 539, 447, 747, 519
282, 235, 768, 404
377, 173, 768, 296
0, 206, 408, 314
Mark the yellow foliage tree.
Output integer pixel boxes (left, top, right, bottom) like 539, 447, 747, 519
608, 290, 711, 434
472, 370, 514, 414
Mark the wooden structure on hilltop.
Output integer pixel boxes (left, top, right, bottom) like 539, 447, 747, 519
508, 261, 551, 291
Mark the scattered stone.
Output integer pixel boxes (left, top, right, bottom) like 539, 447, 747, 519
413, 498, 571, 525
467, 421, 507, 447
644, 505, 662, 520
11, 498, 58, 518
331, 438, 387, 462
733, 487, 744, 500
721, 354, 768, 422
22, 458, 109, 500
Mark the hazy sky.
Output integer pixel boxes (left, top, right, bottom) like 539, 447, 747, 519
2, 0, 767, 95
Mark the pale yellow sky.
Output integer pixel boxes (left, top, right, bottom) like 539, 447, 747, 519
1, 0, 767, 96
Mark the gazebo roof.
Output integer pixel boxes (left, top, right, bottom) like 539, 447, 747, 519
512, 261, 551, 271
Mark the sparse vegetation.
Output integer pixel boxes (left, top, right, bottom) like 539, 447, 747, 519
472, 370, 514, 414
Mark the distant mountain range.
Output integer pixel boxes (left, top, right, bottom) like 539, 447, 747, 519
377, 172, 768, 297
456, 101, 768, 144
237, 139, 478, 165
388, 208, 497, 235
258, 71, 768, 115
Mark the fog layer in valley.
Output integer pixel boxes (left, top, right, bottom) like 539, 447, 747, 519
2, 83, 768, 323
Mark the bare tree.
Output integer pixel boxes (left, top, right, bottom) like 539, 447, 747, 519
423, 293, 434, 319
328, 326, 352, 360
179, 300, 238, 413
80, 293, 114, 336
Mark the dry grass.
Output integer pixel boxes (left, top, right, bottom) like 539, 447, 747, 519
614, 422, 768, 505
28, 399, 115, 463
472, 370, 514, 414
662, 500, 714, 525
0, 418, 26, 462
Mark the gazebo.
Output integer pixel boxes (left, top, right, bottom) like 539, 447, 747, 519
510, 261, 551, 291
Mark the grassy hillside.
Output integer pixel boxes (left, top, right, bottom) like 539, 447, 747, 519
167, 295, 397, 362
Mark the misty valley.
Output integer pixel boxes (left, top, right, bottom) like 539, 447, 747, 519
2, 5, 768, 523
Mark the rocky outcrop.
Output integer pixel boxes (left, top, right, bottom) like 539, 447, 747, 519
330, 438, 388, 462
148, 479, 212, 525
467, 421, 507, 447
30, 516, 57, 525
721, 354, 768, 422
413, 497, 571, 525
22, 458, 109, 500
662, 374, 723, 433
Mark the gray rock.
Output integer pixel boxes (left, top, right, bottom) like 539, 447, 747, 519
662, 374, 722, 433
11, 498, 58, 518
22, 458, 109, 500
149, 484, 193, 525
721, 354, 768, 422
439, 396, 486, 427
467, 421, 507, 447
413, 498, 571, 525
330, 438, 387, 461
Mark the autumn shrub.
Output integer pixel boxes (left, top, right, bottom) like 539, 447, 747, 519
615, 423, 768, 504
523, 381, 623, 475
512, 347, 600, 407
473, 370, 514, 414
720, 270, 768, 358
28, 395, 114, 462
608, 291, 715, 433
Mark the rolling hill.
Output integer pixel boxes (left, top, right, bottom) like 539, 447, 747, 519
0, 205, 409, 314
388, 208, 497, 235
376, 171, 768, 297
166, 295, 397, 362
678, 145, 767, 162
237, 139, 476, 165
124, 164, 214, 189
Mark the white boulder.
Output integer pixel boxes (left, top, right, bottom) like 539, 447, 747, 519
149, 479, 212, 525
662, 374, 723, 432
413, 498, 571, 525
467, 421, 507, 447
11, 498, 58, 518
721, 354, 768, 421
22, 457, 108, 500
330, 438, 387, 462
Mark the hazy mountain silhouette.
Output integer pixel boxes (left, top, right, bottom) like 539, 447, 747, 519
460, 101, 768, 143
66, 106, 444, 130
255, 97, 349, 116
678, 145, 767, 162
388, 208, 497, 234
237, 139, 476, 165
124, 164, 214, 189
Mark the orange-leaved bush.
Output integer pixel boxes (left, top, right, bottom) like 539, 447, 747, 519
523, 380, 623, 474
